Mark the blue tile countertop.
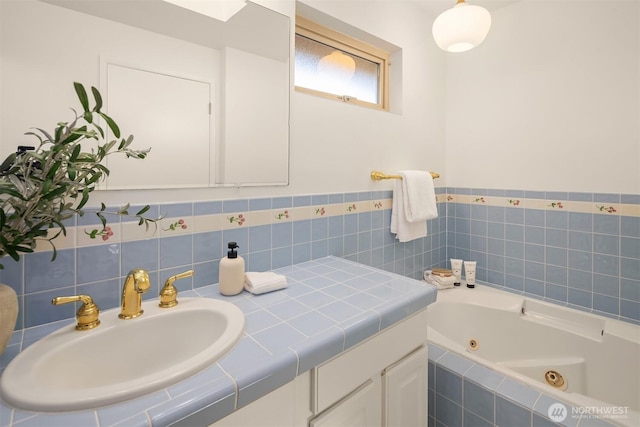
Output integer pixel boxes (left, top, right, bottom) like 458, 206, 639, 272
0, 256, 437, 427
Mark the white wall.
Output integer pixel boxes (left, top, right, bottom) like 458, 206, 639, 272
289, 0, 447, 195
444, 0, 640, 194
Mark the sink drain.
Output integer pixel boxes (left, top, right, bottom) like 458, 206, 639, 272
545, 370, 567, 390
468, 339, 479, 351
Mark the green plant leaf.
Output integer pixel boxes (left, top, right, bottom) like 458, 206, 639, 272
91, 86, 103, 112
136, 205, 150, 216
77, 188, 89, 210
24, 131, 45, 144
14, 245, 34, 254
70, 144, 81, 162
54, 125, 64, 143
42, 179, 52, 194
117, 203, 130, 215
74, 82, 90, 112
97, 212, 106, 228
32, 127, 54, 142
98, 112, 120, 138
5, 246, 19, 261
42, 186, 67, 200
85, 172, 102, 185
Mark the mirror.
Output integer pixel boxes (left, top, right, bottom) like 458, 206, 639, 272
0, 0, 290, 188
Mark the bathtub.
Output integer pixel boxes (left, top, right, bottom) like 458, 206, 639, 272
427, 285, 640, 427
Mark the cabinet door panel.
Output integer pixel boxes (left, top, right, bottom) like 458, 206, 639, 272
310, 376, 381, 427
383, 345, 428, 427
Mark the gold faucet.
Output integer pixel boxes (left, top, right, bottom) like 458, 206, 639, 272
51, 294, 100, 331
119, 268, 151, 319
159, 270, 194, 308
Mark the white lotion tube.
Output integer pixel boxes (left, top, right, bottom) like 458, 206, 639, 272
450, 259, 463, 286
464, 261, 477, 288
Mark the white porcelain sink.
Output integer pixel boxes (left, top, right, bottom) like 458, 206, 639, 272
0, 297, 244, 412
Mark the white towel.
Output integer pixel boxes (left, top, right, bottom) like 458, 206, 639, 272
390, 170, 438, 242
244, 272, 287, 295
400, 170, 438, 222
423, 272, 456, 290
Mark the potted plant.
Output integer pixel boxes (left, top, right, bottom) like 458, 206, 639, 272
0, 82, 158, 354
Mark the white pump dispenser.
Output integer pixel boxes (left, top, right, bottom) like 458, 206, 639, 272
219, 242, 245, 295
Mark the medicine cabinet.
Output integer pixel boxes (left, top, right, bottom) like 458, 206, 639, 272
0, 0, 290, 188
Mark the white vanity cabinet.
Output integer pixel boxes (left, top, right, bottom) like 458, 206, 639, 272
310, 308, 429, 427
310, 376, 382, 427
206, 308, 429, 427
383, 346, 429, 427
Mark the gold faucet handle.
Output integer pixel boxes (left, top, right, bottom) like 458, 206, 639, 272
52, 294, 100, 331
159, 270, 194, 308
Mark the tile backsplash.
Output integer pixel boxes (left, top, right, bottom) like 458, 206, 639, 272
1, 187, 638, 331
0, 190, 447, 330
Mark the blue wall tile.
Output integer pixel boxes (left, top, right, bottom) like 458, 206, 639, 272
160, 235, 193, 269
464, 380, 495, 423
77, 244, 120, 284
194, 200, 222, 215
122, 239, 160, 273
496, 396, 531, 427
222, 199, 248, 213
25, 250, 75, 293
435, 366, 463, 404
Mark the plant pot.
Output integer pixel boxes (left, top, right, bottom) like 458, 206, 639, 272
0, 283, 18, 356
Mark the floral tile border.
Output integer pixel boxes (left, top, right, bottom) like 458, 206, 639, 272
28, 191, 638, 253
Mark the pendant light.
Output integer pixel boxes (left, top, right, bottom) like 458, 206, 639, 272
432, 0, 492, 53
318, 51, 356, 82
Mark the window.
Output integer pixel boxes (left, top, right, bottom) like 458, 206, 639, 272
295, 16, 390, 111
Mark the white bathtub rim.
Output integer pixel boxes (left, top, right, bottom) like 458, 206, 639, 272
435, 285, 639, 344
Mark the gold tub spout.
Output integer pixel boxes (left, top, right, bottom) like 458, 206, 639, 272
119, 268, 151, 319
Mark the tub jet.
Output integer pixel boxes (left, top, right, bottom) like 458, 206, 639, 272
545, 370, 568, 391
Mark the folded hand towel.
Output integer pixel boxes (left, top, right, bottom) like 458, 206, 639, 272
390, 170, 438, 242
423, 271, 456, 290
244, 272, 287, 295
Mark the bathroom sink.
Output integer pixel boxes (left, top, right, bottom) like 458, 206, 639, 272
0, 298, 244, 412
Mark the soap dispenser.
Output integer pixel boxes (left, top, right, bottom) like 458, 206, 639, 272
219, 242, 245, 296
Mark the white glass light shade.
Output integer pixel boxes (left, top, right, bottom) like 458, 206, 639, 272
432, 1, 491, 53
317, 51, 356, 81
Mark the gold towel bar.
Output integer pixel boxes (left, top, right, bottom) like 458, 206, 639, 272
370, 170, 440, 181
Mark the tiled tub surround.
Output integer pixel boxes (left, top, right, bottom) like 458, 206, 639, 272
428, 343, 623, 427
446, 190, 640, 324
0, 257, 438, 427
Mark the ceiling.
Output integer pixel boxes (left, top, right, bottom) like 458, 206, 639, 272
417, 0, 521, 17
